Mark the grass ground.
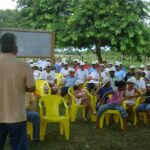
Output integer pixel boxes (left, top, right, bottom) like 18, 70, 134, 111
4, 111, 150, 150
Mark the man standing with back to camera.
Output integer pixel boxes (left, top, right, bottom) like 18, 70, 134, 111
0, 33, 35, 150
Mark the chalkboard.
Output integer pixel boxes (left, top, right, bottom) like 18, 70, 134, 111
0, 28, 54, 57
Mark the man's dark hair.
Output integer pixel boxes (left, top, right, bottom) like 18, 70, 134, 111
0, 33, 18, 53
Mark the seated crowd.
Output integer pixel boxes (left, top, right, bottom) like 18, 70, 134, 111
26, 58, 150, 142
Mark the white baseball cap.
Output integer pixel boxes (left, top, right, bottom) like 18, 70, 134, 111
92, 61, 96, 65
127, 78, 136, 84
140, 65, 145, 69
130, 65, 136, 69
115, 62, 120, 66
69, 68, 75, 72
63, 62, 68, 65
45, 62, 51, 68
102, 77, 111, 87
75, 80, 84, 86
80, 62, 85, 66
73, 59, 79, 62
109, 67, 116, 72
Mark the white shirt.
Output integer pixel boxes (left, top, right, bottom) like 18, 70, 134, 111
33, 70, 41, 80
40, 70, 56, 84
60, 67, 70, 77
75, 69, 89, 82
135, 78, 146, 89
88, 71, 100, 84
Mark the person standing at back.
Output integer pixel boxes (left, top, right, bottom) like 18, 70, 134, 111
0, 33, 35, 150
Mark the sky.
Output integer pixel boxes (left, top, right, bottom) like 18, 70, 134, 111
0, 0, 17, 10
0, 0, 150, 10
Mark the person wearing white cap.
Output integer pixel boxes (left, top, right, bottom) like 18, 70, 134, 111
114, 62, 126, 80
134, 70, 146, 93
108, 67, 119, 87
87, 65, 102, 92
88, 61, 97, 74
33, 63, 41, 80
54, 58, 62, 73
123, 78, 141, 122
124, 65, 136, 81
74, 80, 96, 121
73, 59, 80, 72
61, 68, 77, 97
99, 64, 108, 79
136, 84, 150, 126
40, 62, 58, 94
75, 62, 89, 82
60, 62, 71, 78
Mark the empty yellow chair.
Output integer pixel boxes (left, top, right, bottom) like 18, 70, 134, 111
39, 95, 69, 141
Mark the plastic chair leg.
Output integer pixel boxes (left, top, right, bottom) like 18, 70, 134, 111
40, 120, 47, 141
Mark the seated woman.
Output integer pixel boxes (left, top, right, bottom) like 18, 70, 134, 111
96, 80, 128, 131
74, 80, 96, 121
123, 78, 141, 122
136, 84, 150, 126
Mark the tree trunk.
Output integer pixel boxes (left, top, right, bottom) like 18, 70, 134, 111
95, 41, 103, 63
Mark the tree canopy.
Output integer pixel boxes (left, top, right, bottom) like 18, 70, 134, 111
15, 0, 150, 62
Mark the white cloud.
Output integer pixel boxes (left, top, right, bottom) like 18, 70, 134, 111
0, 0, 17, 10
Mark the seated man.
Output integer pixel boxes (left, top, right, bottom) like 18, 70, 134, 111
61, 68, 77, 97
26, 92, 40, 143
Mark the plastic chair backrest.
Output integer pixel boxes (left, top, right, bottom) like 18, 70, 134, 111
40, 95, 62, 117
35, 80, 51, 96
56, 73, 63, 86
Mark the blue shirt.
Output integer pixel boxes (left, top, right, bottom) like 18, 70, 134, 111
115, 70, 126, 80
88, 67, 96, 74
64, 76, 77, 87
97, 86, 113, 104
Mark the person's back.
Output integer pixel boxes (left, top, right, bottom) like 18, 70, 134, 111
0, 54, 34, 122
0, 33, 35, 150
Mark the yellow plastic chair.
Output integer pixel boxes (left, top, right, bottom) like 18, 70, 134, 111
123, 97, 141, 126
39, 95, 69, 141
56, 73, 63, 87
27, 122, 33, 140
99, 110, 124, 129
35, 80, 51, 96
68, 86, 85, 122
131, 97, 148, 126
98, 94, 123, 129
68, 87, 96, 122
